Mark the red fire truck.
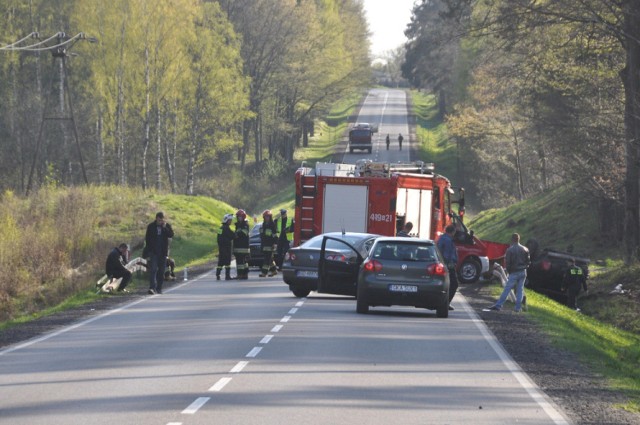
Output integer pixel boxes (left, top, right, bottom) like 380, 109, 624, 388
293, 160, 508, 283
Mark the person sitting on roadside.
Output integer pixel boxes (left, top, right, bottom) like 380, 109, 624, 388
105, 243, 132, 293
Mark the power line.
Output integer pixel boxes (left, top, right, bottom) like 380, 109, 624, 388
0, 32, 97, 52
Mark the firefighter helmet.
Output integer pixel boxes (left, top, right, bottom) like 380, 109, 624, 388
262, 209, 272, 219
223, 213, 234, 223
235, 209, 247, 220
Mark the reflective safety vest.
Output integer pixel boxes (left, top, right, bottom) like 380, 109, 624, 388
276, 217, 293, 242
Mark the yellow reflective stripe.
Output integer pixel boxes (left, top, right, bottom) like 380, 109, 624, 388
234, 248, 250, 254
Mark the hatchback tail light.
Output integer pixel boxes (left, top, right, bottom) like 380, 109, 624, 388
427, 263, 447, 276
541, 260, 552, 271
363, 259, 383, 272
326, 253, 347, 262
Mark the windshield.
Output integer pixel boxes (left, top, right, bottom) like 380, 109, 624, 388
350, 130, 371, 138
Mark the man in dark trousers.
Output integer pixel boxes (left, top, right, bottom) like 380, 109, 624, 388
385, 134, 390, 150
398, 133, 404, 150
233, 209, 250, 280
105, 243, 132, 292
437, 224, 458, 310
275, 209, 293, 270
563, 258, 588, 311
144, 212, 174, 294
216, 213, 236, 280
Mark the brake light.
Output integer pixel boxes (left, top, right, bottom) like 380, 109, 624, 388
427, 263, 446, 276
364, 260, 383, 272
326, 253, 347, 262
541, 260, 551, 271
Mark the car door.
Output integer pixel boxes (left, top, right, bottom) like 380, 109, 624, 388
317, 236, 365, 296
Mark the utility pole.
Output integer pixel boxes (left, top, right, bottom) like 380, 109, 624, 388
1, 32, 97, 195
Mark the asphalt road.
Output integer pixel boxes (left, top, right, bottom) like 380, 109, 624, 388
1, 270, 571, 425
0, 90, 573, 425
342, 89, 411, 164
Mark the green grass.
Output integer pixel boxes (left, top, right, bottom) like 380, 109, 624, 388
489, 285, 640, 412
410, 90, 458, 183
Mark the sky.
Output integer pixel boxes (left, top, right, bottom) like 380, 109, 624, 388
362, 0, 417, 58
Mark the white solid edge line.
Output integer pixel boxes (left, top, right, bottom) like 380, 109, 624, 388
458, 293, 572, 425
209, 377, 232, 392
182, 397, 210, 415
0, 270, 214, 357
166, 422, 182, 425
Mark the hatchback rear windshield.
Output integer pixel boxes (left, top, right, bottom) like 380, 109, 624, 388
372, 242, 438, 262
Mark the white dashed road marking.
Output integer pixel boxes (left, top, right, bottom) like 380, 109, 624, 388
271, 324, 284, 332
209, 377, 232, 392
230, 361, 249, 373
280, 316, 291, 323
182, 397, 210, 415
246, 347, 262, 358
260, 335, 274, 344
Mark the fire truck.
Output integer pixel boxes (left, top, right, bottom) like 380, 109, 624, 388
293, 160, 508, 283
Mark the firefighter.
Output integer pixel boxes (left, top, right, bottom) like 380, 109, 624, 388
398, 133, 404, 150
259, 210, 279, 277
216, 213, 236, 281
385, 134, 390, 150
562, 258, 588, 311
233, 209, 250, 280
275, 208, 293, 270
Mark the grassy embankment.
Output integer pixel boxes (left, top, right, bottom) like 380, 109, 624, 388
0, 91, 362, 329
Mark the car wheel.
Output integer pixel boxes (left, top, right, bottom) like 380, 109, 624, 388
356, 285, 369, 314
436, 303, 449, 318
459, 258, 481, 284
292, 287, 310, 298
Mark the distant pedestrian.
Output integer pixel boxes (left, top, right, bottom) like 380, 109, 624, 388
105, 243, 132, 292
216, 213, 236, 280
385, 134, 390, 150
562, 258, 588, 311
398, 133, 404, 150
437, 224, 458, 310
488, 233, 530, 312
397, 222, 413, 237
144, 212, 174, 294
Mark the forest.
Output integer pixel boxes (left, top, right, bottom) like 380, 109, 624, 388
402, 0, 640, 261
0, 0, 370, 200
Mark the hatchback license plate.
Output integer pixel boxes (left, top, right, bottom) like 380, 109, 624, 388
296, 270, 318, 278
389, 284, 418, 293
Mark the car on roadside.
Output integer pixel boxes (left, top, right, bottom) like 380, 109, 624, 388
318, 236, 450, 318
248, 223, 263, 267
282, 232, 379, 298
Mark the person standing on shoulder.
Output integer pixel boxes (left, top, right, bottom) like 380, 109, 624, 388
398, 133, 404, 150
488, 233, 530, 312
259, 210, 279, 277
385, 134, 390, 150
437, 224, 458, 311
275, 209, 293, 270
233, 209, 251, 280
105, 243, 132, 293
562, 258, 588, 311
144, 212, 174, 294
216, 213, 236, 281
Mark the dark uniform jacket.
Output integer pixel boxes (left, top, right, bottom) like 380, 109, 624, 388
563, 265, 587, 291
106, 248, 128, 277
234, 220, 250, 249
260, 220, 278, 248
217, 223, 235, 249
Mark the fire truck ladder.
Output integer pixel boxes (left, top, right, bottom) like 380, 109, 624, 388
299, 173, 317, 244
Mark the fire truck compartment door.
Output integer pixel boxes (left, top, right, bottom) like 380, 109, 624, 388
396, 188, 432, 238
323, 184, 369, 233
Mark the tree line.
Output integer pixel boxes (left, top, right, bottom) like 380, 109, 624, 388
0, 0, 370, 197
402, 0, 640, 262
